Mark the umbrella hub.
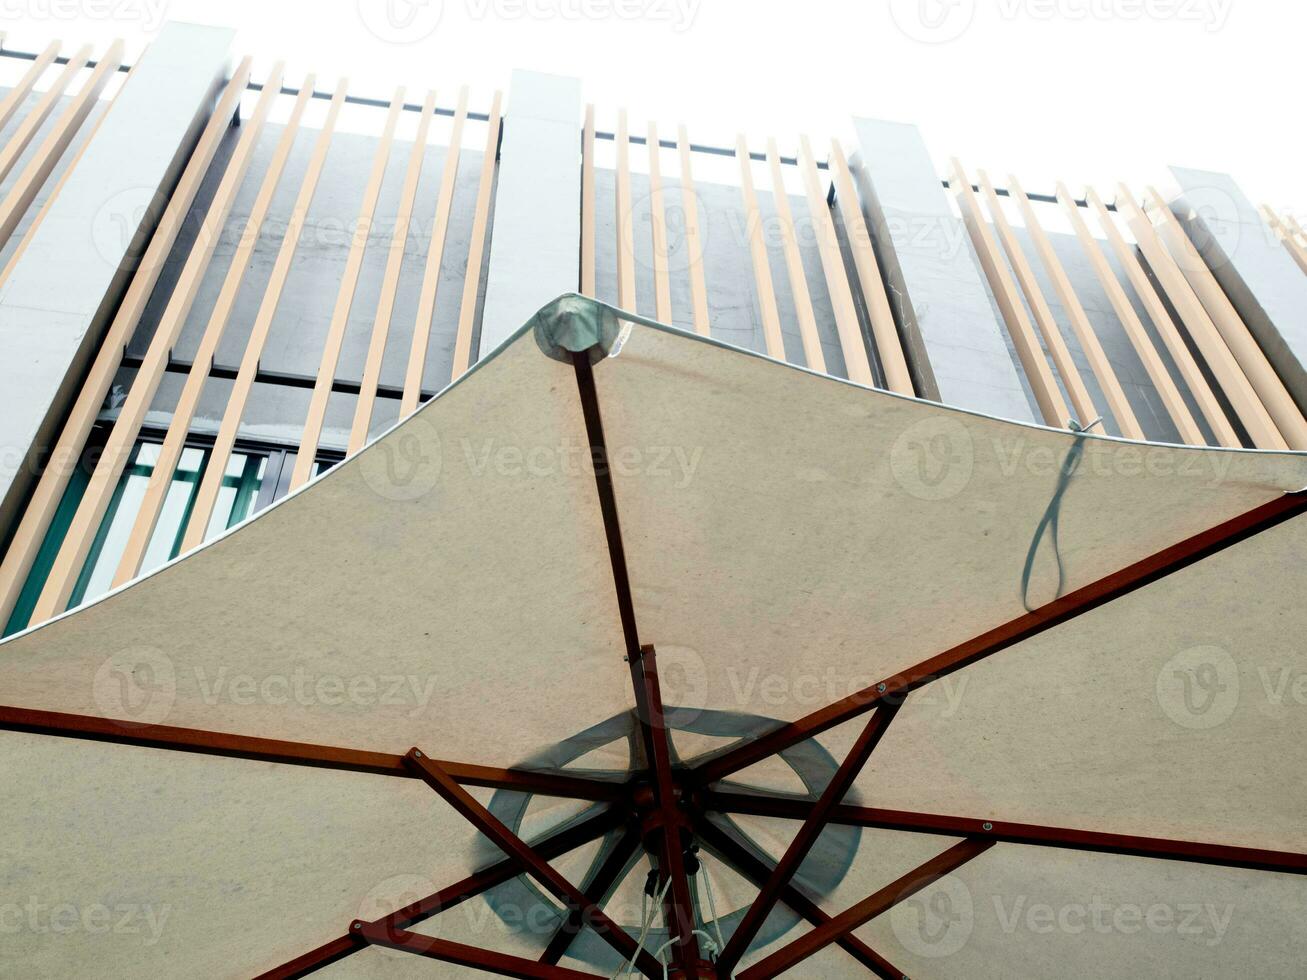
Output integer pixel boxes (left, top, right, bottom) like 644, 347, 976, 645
630, 775, 699, 855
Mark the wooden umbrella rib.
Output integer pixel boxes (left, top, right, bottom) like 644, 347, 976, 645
0, 703, 623, 799
694, 817, 904, 979
736, 838, 995, 979
404, 748, 663, 977
692, 489, 1307, 786
706, 790, 1307, 875
714, 703, 901, 975
254, 808, 620, 978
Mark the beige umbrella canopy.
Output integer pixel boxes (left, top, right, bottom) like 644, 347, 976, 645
1, 295, 1304, 979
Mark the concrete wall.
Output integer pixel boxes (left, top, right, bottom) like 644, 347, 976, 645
851, 118, 1036, 422
0, 23, 234, 536
1168, 166, 1307, 414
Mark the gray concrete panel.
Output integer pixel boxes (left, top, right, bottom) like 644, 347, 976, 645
850, 117, 1035, 421
1168, 166, 1307, 413
0, 22, 234, 535
479, 69, 580, 355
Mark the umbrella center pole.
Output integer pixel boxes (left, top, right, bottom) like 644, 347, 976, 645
626, 778, 724, 978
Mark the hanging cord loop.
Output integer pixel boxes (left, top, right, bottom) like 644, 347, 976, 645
1019, 416, 1102, 611
616, 874, 672, 978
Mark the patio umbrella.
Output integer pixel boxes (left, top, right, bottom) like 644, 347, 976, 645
0, 294, 1303, 978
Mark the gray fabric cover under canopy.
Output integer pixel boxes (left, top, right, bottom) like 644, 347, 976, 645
1, 294, 1304, 978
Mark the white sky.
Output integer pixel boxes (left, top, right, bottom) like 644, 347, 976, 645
1, 0, 1303, 216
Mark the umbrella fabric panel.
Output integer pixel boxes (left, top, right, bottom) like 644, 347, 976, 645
591, 320, 1307, 745
848, 513, 1307, 851
857, 841, 1307, 978
0, 730, 483, 978
0, 334, 632, 767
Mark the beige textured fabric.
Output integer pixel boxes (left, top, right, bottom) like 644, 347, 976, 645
2, 297, 1304, 976
0, 335, 631, 764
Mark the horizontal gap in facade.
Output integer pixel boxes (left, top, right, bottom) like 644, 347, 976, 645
119, 355, 439, 404
943, 179, 1119, 212
0, 46, 494, 122
0, 46, 1115, 207
592, 129, 828, 170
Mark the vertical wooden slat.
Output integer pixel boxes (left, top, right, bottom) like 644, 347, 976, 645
288, 88, 406, 490
827, 139, 913, 395
646, 121, 673, 322
1084, 187, 1238, 447
797, 135, 874, 386
676, 123, 710, 335
348, 90, 437, 453
0, 58, 252, 627
112, 71, 314, 588
399, 86, 470, 414
178, 80, 351, 553
28, 58, 273, 621
613, 108, 637, 311
1262, 205, 1307, 275
1145, 186, 1307, 449
1116, 183, 1286, 449
0, 57, 139, 289
736, 135, 785, 360
0, 43, 88, 186
1284, 214, 1307, 250
976, 169, 1094, 425
0, 42, 120, 246
1008, 175, 1144, 439
580, 103, 596, 297
0, 40, 60, 134
1056, 183, 1204, 445
766, 139, 824, 373
449, 89, 503, 380
951, 160, 1067, 426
